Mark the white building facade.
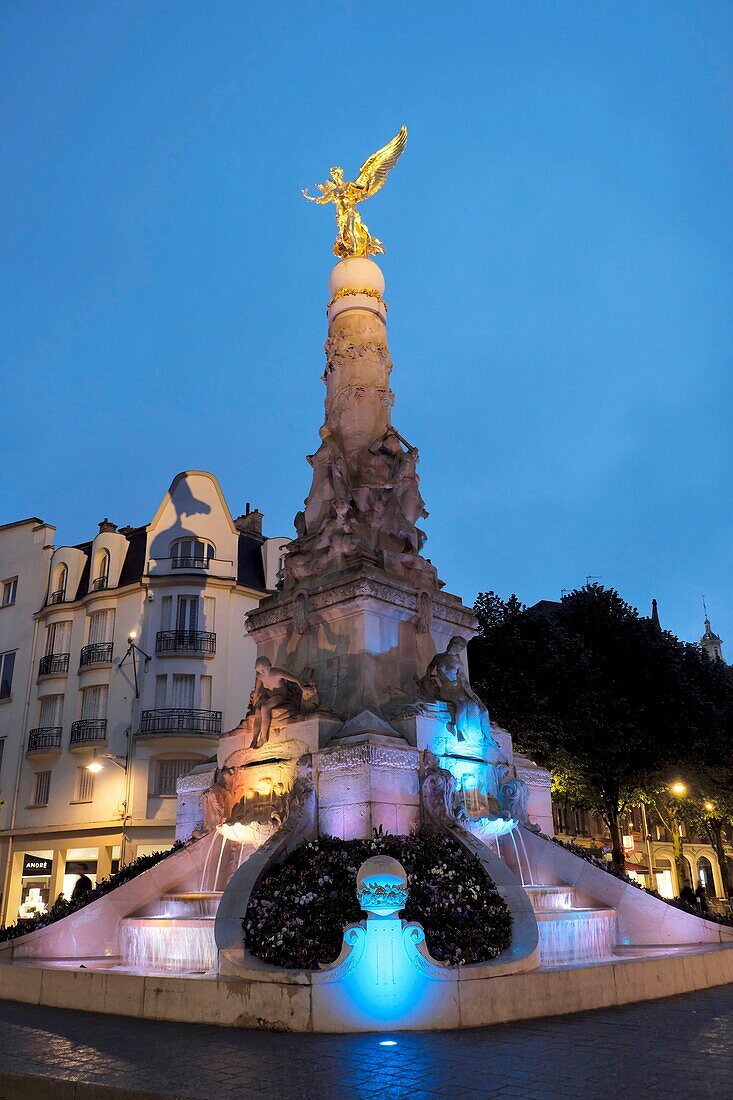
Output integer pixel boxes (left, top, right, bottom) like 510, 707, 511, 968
0, 472, 286, 923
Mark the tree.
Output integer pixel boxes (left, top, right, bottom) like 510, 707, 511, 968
663, 768, 733, 899
470, 585, 733, 877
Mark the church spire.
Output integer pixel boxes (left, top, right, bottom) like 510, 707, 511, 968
701, 597, 724, 663
650, 598, 661, 633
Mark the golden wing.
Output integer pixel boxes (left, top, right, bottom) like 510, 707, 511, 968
354, 125, 408, 200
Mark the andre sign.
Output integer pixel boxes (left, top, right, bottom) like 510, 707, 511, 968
22, 855, 53, 877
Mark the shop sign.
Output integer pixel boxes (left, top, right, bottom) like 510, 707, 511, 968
22, 855, 53, 877
622, 834, 635, 853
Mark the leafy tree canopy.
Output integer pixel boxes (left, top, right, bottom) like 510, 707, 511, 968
470, 585, 733, 869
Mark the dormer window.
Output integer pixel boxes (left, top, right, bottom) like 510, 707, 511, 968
171, 538, 214, 570
92, 549, 110, 591
50, 564, 68, 604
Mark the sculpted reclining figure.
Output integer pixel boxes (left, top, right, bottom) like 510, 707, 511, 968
418, 636, 497, 748
248, 657, 319, 749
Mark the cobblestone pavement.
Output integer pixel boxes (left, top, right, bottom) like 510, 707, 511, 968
0, 985, 732, 1099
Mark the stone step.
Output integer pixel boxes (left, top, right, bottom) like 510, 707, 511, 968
524, 885, 576, 912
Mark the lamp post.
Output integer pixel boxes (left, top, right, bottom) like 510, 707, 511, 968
671, 781, 688, 895
640, 802, 655, 892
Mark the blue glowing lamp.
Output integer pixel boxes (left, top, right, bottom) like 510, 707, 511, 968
356, 856, 408, 917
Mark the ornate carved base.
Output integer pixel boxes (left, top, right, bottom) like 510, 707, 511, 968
316, 734, 420, 840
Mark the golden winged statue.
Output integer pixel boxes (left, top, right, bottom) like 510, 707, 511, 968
302, 126, 408, 258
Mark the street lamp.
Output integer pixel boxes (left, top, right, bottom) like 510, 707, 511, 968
671, 781, 687, 797
704, 801, 715, 812
119, 629, 151, 699
86, 753, 127, 774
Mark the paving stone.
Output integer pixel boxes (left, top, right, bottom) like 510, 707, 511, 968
0, 986, 731, 1098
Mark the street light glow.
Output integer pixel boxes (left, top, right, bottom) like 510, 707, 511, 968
704, 801, 715, 812
86, 761, 103, 774
671, 781, 686, 797
128, 629, 138, 642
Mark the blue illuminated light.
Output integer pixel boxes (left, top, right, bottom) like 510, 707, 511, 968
379, 1040, 397, 1047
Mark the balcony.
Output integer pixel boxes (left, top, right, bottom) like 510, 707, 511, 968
38, 653, 70, 677
145, 556, 235, 580
79, 642, 114, 668
91, 575, 109, 592
27, 727, 63, 757
49, 589, 66, 605
172, 556, 210, 570
155, 630, 216, 657
139, 708, 222, 738
70, 718, 108, 750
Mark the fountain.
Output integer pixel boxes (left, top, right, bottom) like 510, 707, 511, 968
3, 131, 732, 1033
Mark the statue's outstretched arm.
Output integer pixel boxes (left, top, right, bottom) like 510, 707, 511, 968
302, 186, 332, 205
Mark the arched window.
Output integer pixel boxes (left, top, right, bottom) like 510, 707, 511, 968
51, 564, 68, 604
92, 549, 110, 591
697, 856, 717, 897
171, 538, 215, 570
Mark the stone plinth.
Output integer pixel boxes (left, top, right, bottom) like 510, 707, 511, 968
316, 735, 420, 839
216, 714, 340, 768
246, 564, 476, 733
175, 763, 217, 842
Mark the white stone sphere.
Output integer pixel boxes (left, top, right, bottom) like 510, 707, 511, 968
356, 855, 408, 916
328, 257, 385, 300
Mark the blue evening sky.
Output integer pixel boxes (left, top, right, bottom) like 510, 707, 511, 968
2, 2, 732, 649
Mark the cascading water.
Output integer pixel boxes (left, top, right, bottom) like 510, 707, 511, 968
118, 834, 258, 974
535, 908, 617, 966
120, 913, 218, 973
524, 885, 574, 911
525, 884, 618, 965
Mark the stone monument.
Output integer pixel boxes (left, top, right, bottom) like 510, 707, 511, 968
189, 126, 547, 846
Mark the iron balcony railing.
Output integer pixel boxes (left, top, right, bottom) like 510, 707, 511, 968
171, 556, 211, 570
70, 718, 108, 745
49, 588, 66, 604
140, 708, 222, 736
79, 642, 114, 668
91, 575, 108, 591
27, 727, 63, 753
155, 630, 216, 656
39, 653, 70, 677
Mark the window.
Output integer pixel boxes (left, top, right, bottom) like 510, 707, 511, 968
81, 685, 108, 720
155, 758, 198, 797
200, 675, 212, 711
88, 609, 114, 645
51, 564, 68, 602
2, 578, 17, 606
0, 652, 15, 700
176, 596, 199, 632
171, 674, 195, 709
171, 538, 214, 568
46, 621, 72, 655
204, 596, 215, 630
0, 738, 5, 779
74, 767, 94, 803
161, 596, 173, 632
33, 771, 51, 806
154, 674, 167, 708
93, 549, 110, 590
39, 694, 64, 728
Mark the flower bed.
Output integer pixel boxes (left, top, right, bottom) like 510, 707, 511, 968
0, 844, 182, 942
244, 831, 512, 969
549, 836, 733, 927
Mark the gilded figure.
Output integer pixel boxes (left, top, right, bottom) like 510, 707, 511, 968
302, 126, 408, 258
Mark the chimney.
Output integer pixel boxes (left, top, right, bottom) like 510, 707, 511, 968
235, 506, 264, 537
98, 518, 117, 534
